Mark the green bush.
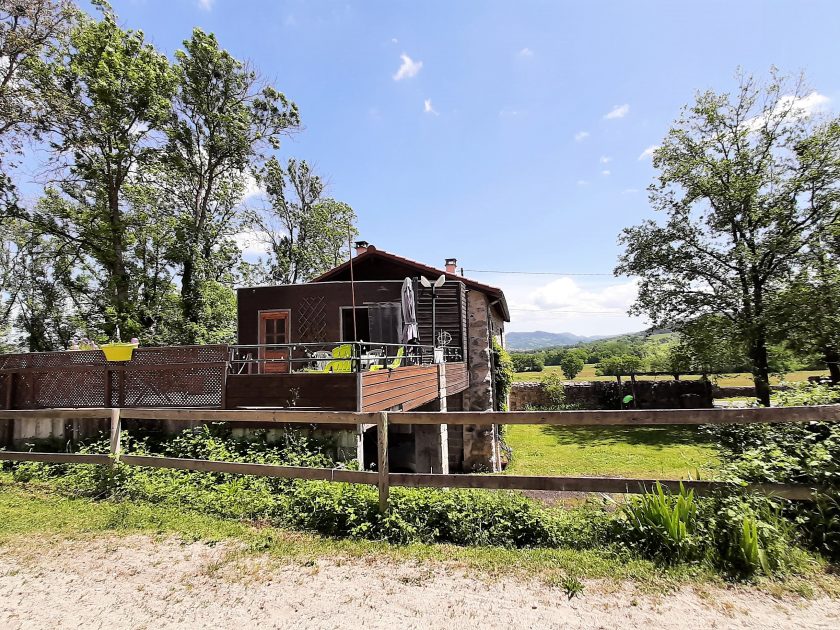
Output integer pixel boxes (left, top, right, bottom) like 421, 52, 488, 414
4, 422, 825, 575
616, 482, 702, 564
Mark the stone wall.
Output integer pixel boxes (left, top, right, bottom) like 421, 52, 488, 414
509, 379, 714, 411
462, 290, 500, 472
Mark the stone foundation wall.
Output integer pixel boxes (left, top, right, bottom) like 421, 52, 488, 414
509, 379, 714, 411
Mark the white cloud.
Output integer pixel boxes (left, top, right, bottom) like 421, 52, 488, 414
423, 98, 438, 115
393, 53, 422, 81
240, 173, 265, 202
530, 277, 639, 313
604, 104, 629, 119
574, 130, 589, 142
504, 276, 647, 336
391, 37, 398, 44
638, 145, 659, 160
601, 169, 611, 176
599, 156, 612, 164
197, 0, 213, 10
744, 91, 830, 132
234, 230, 271, 258
577, 179, 590, 186
518, 47, 534, 57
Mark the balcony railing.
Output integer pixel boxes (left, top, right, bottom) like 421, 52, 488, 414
228, 342, 464, 375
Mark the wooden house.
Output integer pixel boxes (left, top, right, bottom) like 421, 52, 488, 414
0, 243, 510, 473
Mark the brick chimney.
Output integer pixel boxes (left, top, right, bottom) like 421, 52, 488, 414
445, 258, 457, 274
354, 240, 370, 256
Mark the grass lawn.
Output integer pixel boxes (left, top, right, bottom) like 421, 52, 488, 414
503, 424, 720, 479
512, 363, 830, 386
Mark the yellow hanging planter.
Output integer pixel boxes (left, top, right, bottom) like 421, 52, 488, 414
101, 342, 138, 362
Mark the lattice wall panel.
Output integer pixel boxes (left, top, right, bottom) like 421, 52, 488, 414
296, 296, 328, 342
1, 345, 229, 409
13, 370, 107, 409
122, 366, 224, 408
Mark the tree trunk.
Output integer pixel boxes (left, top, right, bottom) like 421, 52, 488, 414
107, 185, 130, 341
180, 254, 200, 342
750, 338, 772, 407
824, 348, 840, 384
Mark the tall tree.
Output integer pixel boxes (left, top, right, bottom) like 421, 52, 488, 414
769, 238, 840, 383
0, 0, 74, 341
251, 157, 357, 284
0, 0, 73, 164
616, 71, 840, 405
21, 1, 176, 339
164, 28, 299, 342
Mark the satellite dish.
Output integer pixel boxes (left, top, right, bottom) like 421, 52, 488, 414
433, 275, 446, 289
419, 276, 431, 288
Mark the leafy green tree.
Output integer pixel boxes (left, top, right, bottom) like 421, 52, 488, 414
164, 28, 300, 341
559, 352, 584, 380
0, 0, 73, 165
616, 71, 840, 405
768, 240, 840, 383
511, 352, 544, 373
596, 355, 644, 380
21, 2, 177, 339
251, 157, 357, 284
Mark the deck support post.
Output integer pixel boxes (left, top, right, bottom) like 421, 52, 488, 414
377, 411, 389, 512
109, 408, 122, 465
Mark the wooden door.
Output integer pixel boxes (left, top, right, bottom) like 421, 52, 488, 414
259, 311, 290, 373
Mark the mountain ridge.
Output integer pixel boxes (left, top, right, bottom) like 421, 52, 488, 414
505, 330, 614, 351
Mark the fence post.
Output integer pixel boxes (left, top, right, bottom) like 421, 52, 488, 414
109, 408, 122, 464
377, 410, 389, 512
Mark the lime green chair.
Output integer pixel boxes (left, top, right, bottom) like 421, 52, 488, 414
324, 344, 354, 373
370, 346, 404, 371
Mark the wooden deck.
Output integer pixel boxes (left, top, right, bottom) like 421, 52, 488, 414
226, 362, 469, 412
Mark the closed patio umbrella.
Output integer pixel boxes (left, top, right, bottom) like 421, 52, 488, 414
400, 277, 419, 344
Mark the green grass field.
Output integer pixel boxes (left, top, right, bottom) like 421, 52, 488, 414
503, 424, 720, 479
512, 363, 830, 385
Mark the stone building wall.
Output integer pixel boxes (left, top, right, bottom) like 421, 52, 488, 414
461, 290, 501, 472
509, 379, 714, 411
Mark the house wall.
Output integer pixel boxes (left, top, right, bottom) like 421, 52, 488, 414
237, 281, 404, 346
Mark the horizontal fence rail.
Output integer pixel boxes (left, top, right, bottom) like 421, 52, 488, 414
1, 405, 838, 507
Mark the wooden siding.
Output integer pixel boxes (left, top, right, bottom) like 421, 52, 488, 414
225, 373, 358, 410
442, 362, 468, 396
361, 365, 440, 412
415, 281, 465, 353
237, 282, 403, 345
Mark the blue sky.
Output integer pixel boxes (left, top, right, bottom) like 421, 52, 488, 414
98, 1, 840, 335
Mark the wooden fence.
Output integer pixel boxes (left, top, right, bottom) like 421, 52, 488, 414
2, 405, 839, 511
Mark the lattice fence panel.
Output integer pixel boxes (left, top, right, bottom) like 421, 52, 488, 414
123, 365, 225, 407
12, 369, 106, 409
296, 296, 328, 342
1, 345, 229, 409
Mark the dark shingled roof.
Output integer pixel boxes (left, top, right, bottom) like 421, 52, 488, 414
312, 245, 510, 322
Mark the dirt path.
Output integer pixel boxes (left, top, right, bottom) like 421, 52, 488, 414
0, 535, 837, 629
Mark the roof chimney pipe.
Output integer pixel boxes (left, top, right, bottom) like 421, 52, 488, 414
354, 240, 369, 256
445, 258, 458, 274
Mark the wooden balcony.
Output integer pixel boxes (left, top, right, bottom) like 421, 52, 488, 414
225, 361, 469, 412
0, 345, 469, 415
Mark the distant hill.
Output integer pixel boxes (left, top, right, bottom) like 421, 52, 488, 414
506, 331, 613, 351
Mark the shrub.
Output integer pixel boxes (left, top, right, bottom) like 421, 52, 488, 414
701, 495, 801, 577
616, 482, 702, 564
